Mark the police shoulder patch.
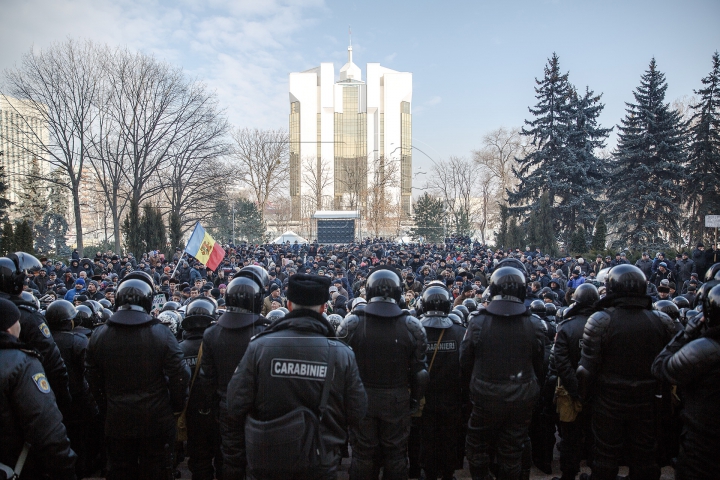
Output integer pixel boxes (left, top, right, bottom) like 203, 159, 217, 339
38, 322, 51, 338
32, 373, 51, 393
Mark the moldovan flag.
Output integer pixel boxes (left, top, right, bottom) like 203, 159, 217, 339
185, 222, 225, 271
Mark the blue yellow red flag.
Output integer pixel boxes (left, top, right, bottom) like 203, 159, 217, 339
185, 222, 225, 271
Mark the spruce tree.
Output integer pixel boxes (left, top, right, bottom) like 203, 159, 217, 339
686, 51, 720, 246
14, 158, 46, 231
592, 214, 607, 252
607, 58, 688, 251
122, 200, 144, 256
511, 54, 610, 245
35, 169, 70, 257
1, 222, 14, 255
569, 228, 587, 255
409, 193, 446, 243
510, 53, 572, 231
168, 211, 184, 252
141, 205, 166, 252
0, 162, 13, 223
562, 87, 611, 239
234, 198, 266, 244
14, 220, 34, 253
534, 191, 558, 256
495, 204, 510, 248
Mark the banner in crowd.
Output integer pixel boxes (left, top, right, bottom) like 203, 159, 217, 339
185, 222, 225, 271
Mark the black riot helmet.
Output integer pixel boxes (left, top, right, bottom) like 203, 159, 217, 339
83, 300, 103, 319
101, 308, 112, 323
237, 265, 270, 290
704, 263, 720, 283
694, 280, 719, 309
544, 303, 557, 317
672, 296, 690, 310
265, 309, 286, 323
74, 304, 94, 329
530, 299, 546, 315
225, 276, 263, 313
571, 283, 600, 306
454, 305, 470, 322
447, 312, 463, 325
496, 258, 528, 279
605, 264, 646, 297
365, 268, 403, 304
0, 252, 42, 296
653, 299, 680, 320
421, 285, 452, 315
487, 266, 527, 316
115, 275, 154, 314
462, 298, 478, 313
182, 297, 218, 330
122, 270, 156, 288
162, 301, 181, 312
45, 299, 77, 326
98, 298, 112, 309
703, 284, 720, 328
488, 267, 527, 303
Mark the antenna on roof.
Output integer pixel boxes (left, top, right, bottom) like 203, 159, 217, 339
349, 26, 352, 47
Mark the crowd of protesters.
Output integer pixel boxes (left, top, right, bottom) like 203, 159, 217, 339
1, 234, 719, 480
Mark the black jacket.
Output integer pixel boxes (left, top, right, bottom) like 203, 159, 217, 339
200, 312, 270, 409
227, 309, 367, 456
460, 308, 545, 403
577, 294, 675, 407
652, 325, 720, 478
0, 333, 77, 480
179, 329, 213, 414
10, 294, 72, 418
85, 311, 190, 438
50, 324, 98, 424
338, 310, 428, 390
421, 315, 466, 411
549, 304, 594, 399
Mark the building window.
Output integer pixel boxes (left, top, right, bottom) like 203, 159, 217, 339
400, 101, 412, 216
334, 85, 367, 211
289, 101, 301, 220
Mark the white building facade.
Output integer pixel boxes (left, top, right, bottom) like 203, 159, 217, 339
288, 46, 412, 223
0, 95, 49, 206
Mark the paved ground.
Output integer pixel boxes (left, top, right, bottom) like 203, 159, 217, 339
89, 441, 676, 479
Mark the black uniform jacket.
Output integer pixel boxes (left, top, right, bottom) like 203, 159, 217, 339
86, 311, 190, 438
227, 309, 367, 452
0, 332, 77, 479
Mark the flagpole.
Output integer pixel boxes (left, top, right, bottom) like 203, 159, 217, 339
171, 252, 186, 279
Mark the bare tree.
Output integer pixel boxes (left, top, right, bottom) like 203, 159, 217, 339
2, 39, 103, 255
365, 157, 400, 237
231, 128, 289, 223
301, 156, 333, 211
425, 156, 480, 236
472, 127, 527, 202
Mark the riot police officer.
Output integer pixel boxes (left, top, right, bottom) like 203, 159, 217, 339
419, 284, 466, 480
652, 284, 720, 479
460, 266, 546, 480
200, 266, 271, 479
86, 271, 190, 479
0, 298, 77, 480
338, 267, 428, 480
46, 299, 99, 478
577, 265, 675, 480
0, 252, 72, 418
548, 283, 599, 480
180, 297, 221, 480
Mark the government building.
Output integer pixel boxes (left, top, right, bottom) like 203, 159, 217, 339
288, 45, 413, 227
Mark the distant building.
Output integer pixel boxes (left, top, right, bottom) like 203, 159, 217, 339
0, 95, 49, 206
288, 45, 412, 222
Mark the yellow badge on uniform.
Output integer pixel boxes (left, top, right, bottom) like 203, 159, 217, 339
39, 322, 51, 338
32, 373, 51, 393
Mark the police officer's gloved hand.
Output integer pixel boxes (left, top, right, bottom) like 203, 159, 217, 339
684, 312, 706, 341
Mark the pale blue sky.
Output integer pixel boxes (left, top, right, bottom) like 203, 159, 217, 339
2, 0, 718, 173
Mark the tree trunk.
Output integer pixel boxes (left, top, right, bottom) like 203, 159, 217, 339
73, 187, 84, 257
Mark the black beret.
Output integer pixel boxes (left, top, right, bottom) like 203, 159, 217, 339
0, 298, 21, 331
287, 274, 330, 307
